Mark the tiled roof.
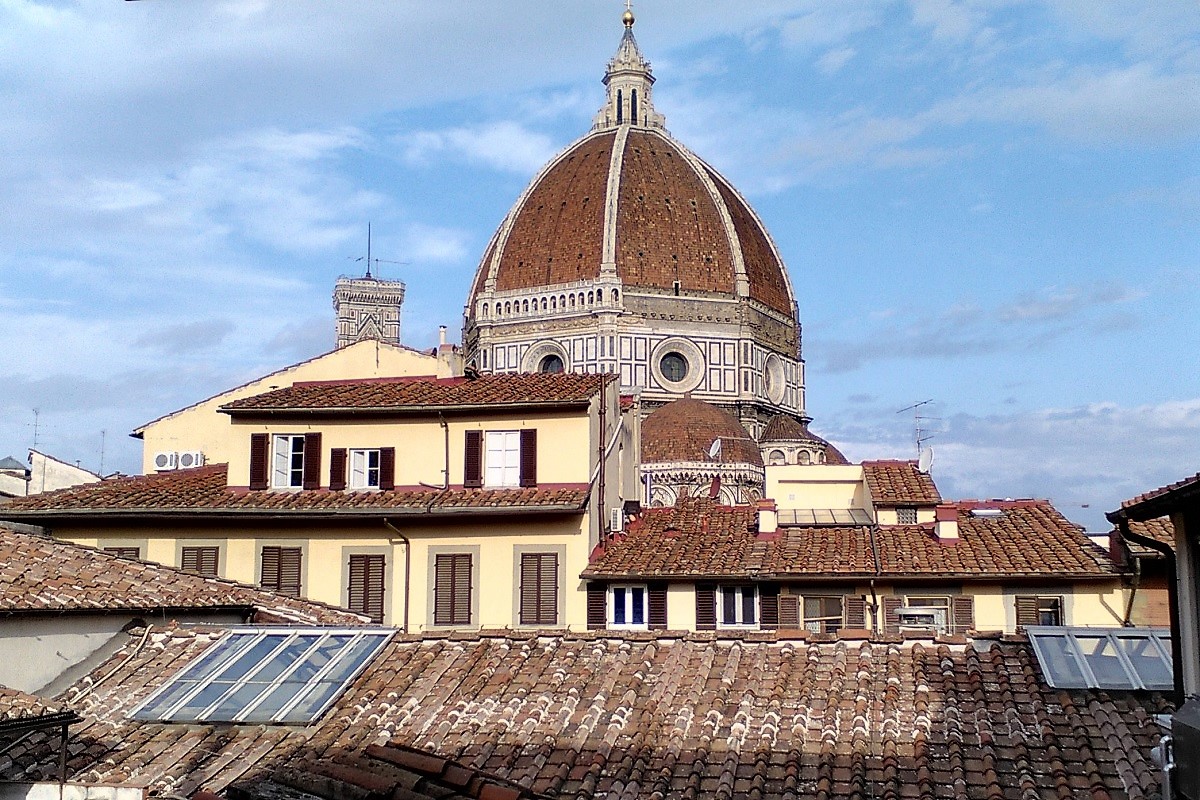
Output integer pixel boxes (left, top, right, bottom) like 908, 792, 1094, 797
641, 397, 763, 467
760, 416, 850, 465
0, 465, 590, 517
1, 627, 1169, 800
0, 686, 63, 723
585, 497, 1116, 579
1117, 517, 1176, 558
1112, 472, 1200, 520
862, 460, 941, 505
220, 373, 611, 413
0, 526, 369, 624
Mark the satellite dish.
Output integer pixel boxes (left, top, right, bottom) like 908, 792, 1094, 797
707, 438, 722, 460
917, 446, 934, 474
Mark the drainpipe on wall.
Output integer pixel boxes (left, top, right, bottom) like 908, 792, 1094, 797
868, 524, 883, 632
1118, 519, 1183, 707
1122, 554, 1143, 627
384, 519, 411, 633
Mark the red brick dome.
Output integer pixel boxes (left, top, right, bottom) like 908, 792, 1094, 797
642, 397, 763, 467
469, 127, 795, 317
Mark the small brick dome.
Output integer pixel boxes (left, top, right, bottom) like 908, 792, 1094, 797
761, 414, 850, 465
468, 126, 795, 317
642, 397, 763, 467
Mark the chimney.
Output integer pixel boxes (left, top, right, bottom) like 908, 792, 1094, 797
935, 503, 959, 542
438, 325, 447, 346
756, 498, 778, 539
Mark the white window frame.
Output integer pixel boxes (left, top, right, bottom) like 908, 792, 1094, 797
349, 448, 381, 490
608, 584, 648, 630
717, 585, 759, 629
484, 430, 521, 488
272, 434, 305, 489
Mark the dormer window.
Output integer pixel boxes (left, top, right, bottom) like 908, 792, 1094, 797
273, 435, 306, 488
349, 449, 381, 490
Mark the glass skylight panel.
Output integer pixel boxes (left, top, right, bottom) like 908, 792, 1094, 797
133, 628, 391, 724
1027, 627, 1172, 691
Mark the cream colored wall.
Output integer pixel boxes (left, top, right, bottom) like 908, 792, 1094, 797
767, 465, 867, 510
667, 584, 697, 630
27, 452, 101, 495
137, 341, 439, 473
225, 411, 593, 488
54, 514, 592, 630
875, 508, 937, 525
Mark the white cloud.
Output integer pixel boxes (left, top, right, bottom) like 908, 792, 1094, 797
400, 223, 472, 265
816, 47, 857, 75
397, 121, 558, 175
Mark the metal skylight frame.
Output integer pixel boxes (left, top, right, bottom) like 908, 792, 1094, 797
131, 627, 392, 725
1027, 626, 1173, 691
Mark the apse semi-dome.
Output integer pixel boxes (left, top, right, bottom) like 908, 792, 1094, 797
640, 397, 765, 507
464, 9, 809, 438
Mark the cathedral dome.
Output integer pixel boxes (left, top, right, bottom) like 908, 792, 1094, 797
642, 397, 763, 467
760, 413, 849, 466
468, 126, 795, 317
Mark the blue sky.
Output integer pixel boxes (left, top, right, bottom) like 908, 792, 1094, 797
1, 0, 1196, 531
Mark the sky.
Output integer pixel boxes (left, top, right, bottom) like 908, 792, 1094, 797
1, 0, 1196, 531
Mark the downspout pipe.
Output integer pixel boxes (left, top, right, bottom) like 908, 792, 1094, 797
384, 518, 412, 633
1122, 555, 1142, 627
1115, 518, 1183, 706
868, 524, 882, 633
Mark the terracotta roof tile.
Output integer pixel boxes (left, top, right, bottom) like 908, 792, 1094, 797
641, 398, 762, 466
0, 465, 589, 517
0, 526, 368, 623
0, 687, 63, 722
0, 627, 1169, 800
1113, 472, 1200, 519
585, 497, 1115, 579
1116, 516, 1176, 558
862, 460, 941, 505
220, 373, 611, 413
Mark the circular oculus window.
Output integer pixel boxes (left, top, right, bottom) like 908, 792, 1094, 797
659, 352, 689, 383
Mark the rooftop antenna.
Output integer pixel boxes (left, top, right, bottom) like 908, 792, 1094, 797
896, 399, 940, 460
99, 429, 106, 475
30, 408, 40, 450
347, 222, 408, 279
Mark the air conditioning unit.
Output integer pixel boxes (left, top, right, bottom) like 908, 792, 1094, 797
177, 451, 205, 469
896, 607, 947, 631
153, 451, 178, 471
610, 507, 624, 533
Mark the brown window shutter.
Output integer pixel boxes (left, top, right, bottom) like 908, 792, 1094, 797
249, 433, 269, 490
882, 596, 903, 634
519, 429, 537, 487
181, 546, 219, 577
329, 448, 347, 491
379, 447, 396, 491
778, 594, 800, 628
260, 546, 280, 590
463, 430, 483, 488
103, 546, 140, 560
1015, 596, 1039, 631
587, 582, 607, 630
952, 596, 975, 634
434, 553, 472, 626
844, 595, 867, 629
759, 584, 780, 629
302, 433, 322, 490
261, 546, 302, 596
519, 552, 558, 626
695, 583, 716, 631
348, 554, 386, 623
648, 582, 668, 630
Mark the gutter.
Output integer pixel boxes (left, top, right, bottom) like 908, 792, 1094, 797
0, 502, 588, 521
219, 399, 594, 417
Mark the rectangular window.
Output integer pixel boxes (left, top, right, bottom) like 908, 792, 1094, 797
485, 431, 521, 487
803, 596, 844, 633
433, 553, 472, 626
1017, 595, 1064, 628
103, 546, 140, 560
519, 552, 558, 626
896, 506, 917, 524
347, 554, 386, 624
718, 585, 758, 628
260, 546, 302, 597
273, 435, 306, 488
349, 449, 381, 489
181, 546, 219, 577
610, 585, 647, 629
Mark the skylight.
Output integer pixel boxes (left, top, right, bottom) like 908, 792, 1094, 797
778, 508, 873, 526
1027, 627, 1172, 691
132, 628, 392, 724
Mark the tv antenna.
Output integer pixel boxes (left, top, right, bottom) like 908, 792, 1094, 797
896, 399, 940, 460
347, 222, 408, 278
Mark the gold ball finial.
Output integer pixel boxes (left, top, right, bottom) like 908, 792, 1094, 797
622, 6, 634, 27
